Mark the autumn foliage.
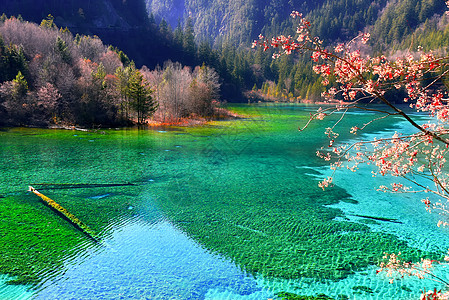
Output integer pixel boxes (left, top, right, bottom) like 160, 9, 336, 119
0, 16, 221, 127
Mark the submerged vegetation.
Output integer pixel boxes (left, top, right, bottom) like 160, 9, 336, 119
0, 105, 444, 298
0, 128, 150, 286
156, 163, 432, 281
0, 195, 85, 285
276, 292, 335, 300
151, 107, 441, 283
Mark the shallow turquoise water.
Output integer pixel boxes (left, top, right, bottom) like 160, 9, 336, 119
0, 104, 448, 299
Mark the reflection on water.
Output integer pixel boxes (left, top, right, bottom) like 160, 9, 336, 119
0, 104, 448, 299
34, 217, 265, 300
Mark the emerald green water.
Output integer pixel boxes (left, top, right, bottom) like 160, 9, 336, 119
0, 104, 447, 299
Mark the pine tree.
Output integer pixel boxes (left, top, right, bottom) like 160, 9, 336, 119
115, 65, 133, 120
55, 36, 71, 64
1, 44, 29, 83
40, 14, 57, 29
183, 17, 196, 56
12, 71, 28, 97
159, 19, 169, 38
174, 19, 184, 46
198, 41, 212, 63
128, 70, 158, 124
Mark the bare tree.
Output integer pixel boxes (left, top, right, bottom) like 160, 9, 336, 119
100, 50, 122, 74
189, 65, 221, 117
158, 61, 192, 121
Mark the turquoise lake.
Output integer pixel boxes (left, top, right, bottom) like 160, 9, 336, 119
0, 104, 448, 299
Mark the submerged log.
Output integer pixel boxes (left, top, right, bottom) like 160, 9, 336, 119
350, 214, 403, 224
30, 182, 135, 190
28, 186, 100, 243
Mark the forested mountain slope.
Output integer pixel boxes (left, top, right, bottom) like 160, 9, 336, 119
146, 0, 326, 45
0, 0, 194, 68
146, 0, 448, 50
371, 0, 446, 48
147, 0, 389, 45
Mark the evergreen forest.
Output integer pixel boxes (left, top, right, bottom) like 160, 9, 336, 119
1, 0, 449, 126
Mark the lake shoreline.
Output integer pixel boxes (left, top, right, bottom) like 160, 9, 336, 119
0, 107, 247, 132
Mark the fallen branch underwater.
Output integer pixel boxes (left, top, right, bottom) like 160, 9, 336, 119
28, 186, 100, 243
30, 182, 135, 190
349, 214, 403, 224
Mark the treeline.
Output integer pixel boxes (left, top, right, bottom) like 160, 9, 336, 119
248, 0, 448, 102
144, 0, 328, 102
145, 0, 381, 102
146, 0, 449, 103
149, 14, 321, 101
138, 15, 263, 101
3, 0, 448, 109
255, 0, 449, 102
142, 61, 221, 122
0, 16, 220, 127
0, 0, 229, 99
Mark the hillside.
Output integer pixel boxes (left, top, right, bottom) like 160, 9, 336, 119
146, 0, 326, 46
1, 0, 449, 105
0, 0, 195, 68
146, 0, 448, 49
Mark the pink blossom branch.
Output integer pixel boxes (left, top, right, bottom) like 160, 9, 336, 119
255, 9, 449, 239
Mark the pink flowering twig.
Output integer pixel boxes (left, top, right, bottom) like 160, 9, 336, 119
377, 252, 449, 299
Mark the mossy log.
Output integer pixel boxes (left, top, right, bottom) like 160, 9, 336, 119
28, 186, 100, 243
